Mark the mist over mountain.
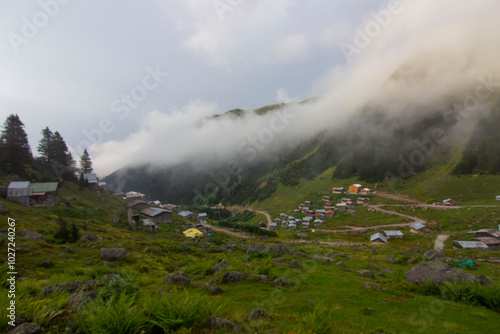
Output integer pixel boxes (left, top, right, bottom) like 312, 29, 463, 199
103, 0, 500, 205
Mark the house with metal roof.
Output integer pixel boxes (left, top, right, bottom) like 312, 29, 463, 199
163, 204, 182, 213
452, 240, 488, 250
471, 229, 500, 239
496, 195, 500, 201
383, 230, 404, 239
82, 173, 99, 189
471, 237, 500, 249
198, 213, 208, 221
410, 223, 433, 234
178, 211, 196, 220
332, 187, 345, 194
7, 181, 32, 206
127, 200, 149, 211
141, 207, 173, 224
349, 184, 363, 193
370, 233, 388, 244
31, 182, 59, 207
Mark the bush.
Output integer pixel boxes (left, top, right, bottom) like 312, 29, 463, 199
99, 275, 139, 302
76, 294, 145, 334
300, 300, 336, 334
143, 290, 224, 333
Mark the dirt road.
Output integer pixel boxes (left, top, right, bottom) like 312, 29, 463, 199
199, 222, 255, 239
434, 234, 452, 250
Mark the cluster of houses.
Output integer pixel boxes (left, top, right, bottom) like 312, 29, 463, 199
453, 228, 500, 250
333, 184, 372, 194
124, 193, 208, 235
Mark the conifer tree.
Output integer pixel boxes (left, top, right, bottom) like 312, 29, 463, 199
80, 149, 93, 174
0, 114, 32, 170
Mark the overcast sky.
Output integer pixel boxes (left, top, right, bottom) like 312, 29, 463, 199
1, 0, 499, 176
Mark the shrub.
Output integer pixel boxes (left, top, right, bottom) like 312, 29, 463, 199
300, 300, 336, 334
143, 290, 224, 333
76, 294, 145, 334
98, 274, 139, 302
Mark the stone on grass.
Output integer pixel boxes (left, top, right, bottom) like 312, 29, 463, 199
210, 316, 239, 332
212, 260, 230, 274
266, 244, 295, 255
423, 249, 444, 260
248, 308, 270, 321
405, 260, 474, 284
222, 271, 246, 283
80, 231, 96, 241
100, 248, 127, 261
8, 323, 41, 334
357, 270, 375, 279
290, 260, 300, 268
247, 243, 266, 255
164, 272, 191, 285
19, 229, 45, 241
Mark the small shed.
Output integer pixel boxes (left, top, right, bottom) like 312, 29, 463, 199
496, 195, 500, 201
357, 197, 369, 204
410, 223, 433, 234
443, 198, 459, 206
126, 191, 146, 203
141, 208, 173, 224
198, 213, 208, 221
383, 230, 404, 239
288, 222, 297, 229
332, 187, 345, 194
322, 196, 332, 202
336, 203, 347, 210
472, 229, 500, 239
98, 181, 108, 190
471, 237, 500, 249
83, 173, 99, 189
179, 211, 197, 220
361, 188, 372, 194
31, 182, 59, 207
163, 204, 182, 213
453, 241, 488, 250
302, 222, 310, 229
370, 233, 388, 244
7, 181, 32, 206
269, 222, 277, 230
325, 210, 335, 218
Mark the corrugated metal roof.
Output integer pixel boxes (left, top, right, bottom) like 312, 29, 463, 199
83, 173, 98, 182
384, 230, 404, 236
353, 184, 363, 187
32, 182, 58, 193
476, 229, 500, 238
453, 241, 488, 249
370, 233, 387, 243
7, 181, 32, 197
141, 208, 172, 217
179, 211, 194, 217
410, 223, 426, 230
472, 237, 500, 245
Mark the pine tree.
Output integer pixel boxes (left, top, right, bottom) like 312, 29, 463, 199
0, 114, 32, 170
37, 127, 54, 163
80, 149, 93, 174
70, 222, 79, 243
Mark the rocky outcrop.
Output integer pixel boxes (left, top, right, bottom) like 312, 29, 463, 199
405, 260, 475, 284
100, 248, 127, 261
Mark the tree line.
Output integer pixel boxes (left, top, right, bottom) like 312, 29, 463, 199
0, 114, 94, 181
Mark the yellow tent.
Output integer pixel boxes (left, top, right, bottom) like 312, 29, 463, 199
183, 228, 204, 238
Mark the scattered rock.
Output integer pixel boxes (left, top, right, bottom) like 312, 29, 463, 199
103, 261, 115, 268
380, 268, 394, 274
474, 274, 494, 286
423, 249, 444, 260
62, 246, 75, 253
363, 282, 385, 291
80, 231, 97, 241
309, 254, 335, 263
266, 244, 295, 255
212, 260, 230, 274
180, 244, 190, 251
290, 260, 300, 268
405, 260, 475, 284
294, 251, 306, 257
100, 248, 127, 261
385, 256, 396, 263
369, 248, 378, 254
206, 285, 222, 295
406, 258, 417, 265
18, 229, 45, 241
102, 273, 122, 281
210, 316, 239, 332
164, 272, 191, 285
8, 323, 41, 334
249, 275, 271, 282
410, 247, 423, 254
248, 308, 270, 321
222, 271, 246, 283
242, 258, 250, 264
66, 285, 98, 311
272, 276, 288, 286
357, 270, 375, 279
247, 243, 266, 255
41, 259, 53, 268
57, 253, 67, 259
335, 261, 345, 267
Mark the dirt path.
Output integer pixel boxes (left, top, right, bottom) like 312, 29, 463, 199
435, 234, 452, 250
200, 222, 255, 239
375, 192, 426, 204
226, 205, 272, 229
370, 206, 427, 225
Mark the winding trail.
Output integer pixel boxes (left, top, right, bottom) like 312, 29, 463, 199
434, 234, 452, 250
